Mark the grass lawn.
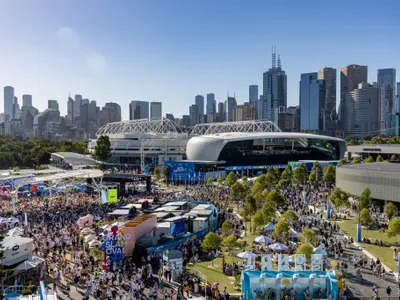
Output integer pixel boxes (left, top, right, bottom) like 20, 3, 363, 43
335, 219, 398, 271
187, 256, 241, 294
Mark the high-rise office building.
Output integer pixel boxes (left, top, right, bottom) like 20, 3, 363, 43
339, 65, 368, 134
150, 102, 162, 119
4, 86, 14, 118
48, 100, 59, 111
224, 96, 237, 122
12, 97, 20, 119
195, 95, 204, 116
345, 82, 380, 137
378, 68, 396, 135
249, 85, 258, 105
129, 101, 149, 120
22, 94, 32, 107
233, 102, 256, 122
318, 67, 337, 134
67, 96, 74, 125
189, 104, 199, 126
74, 94, 82, 120
206, 93, 216, 115
81, 99, 89, 105
299, 73, 326, 133
262, 48, 287, 123
397, 82, 400, 114
99, 103, 121, 127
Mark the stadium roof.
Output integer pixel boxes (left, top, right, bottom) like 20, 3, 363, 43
340, 162, 400, 173
51, 152, 97, 166
347, 144, 400, 155
30, 169, 103, 183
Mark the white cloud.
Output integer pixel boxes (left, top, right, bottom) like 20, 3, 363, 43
86, 52, 108, 74
57, 27, 79, 50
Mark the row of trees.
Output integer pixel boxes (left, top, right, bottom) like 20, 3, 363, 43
0, 135, 88, 169
348, 154, 398, 165
347, 136, 400, 146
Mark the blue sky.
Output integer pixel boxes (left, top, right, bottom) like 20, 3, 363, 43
0, 0, 399, 120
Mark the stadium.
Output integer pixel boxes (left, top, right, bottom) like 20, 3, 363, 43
90, 118, 346, 171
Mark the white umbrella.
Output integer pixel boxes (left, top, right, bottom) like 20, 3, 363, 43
81, 228, 93, 235
269, 243, 288, 251
237, 251, 257, 259
29, 256, 45, 264
89, 240, 102, 248
84, 234, 97, 242
8, 227, 24, 237
313, 246, 328, 255
254, 236, 273, 244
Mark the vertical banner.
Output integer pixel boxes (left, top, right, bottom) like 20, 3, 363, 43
326, 201, 331, 219
295, 254, 306, 271
24, 213, 28, 226
398, 252, 400, 276
108, 188, 117, 203
311, 254, 323, 271
101, 190, 108, 204
356, 223, 362, 242
302, 191, 306, 203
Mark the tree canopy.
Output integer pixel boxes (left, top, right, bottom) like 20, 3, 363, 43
360, 208, 373, 228
221, 220, 233, 237
384, 202, 398, 220
376, 155, 384, 162
300, 228, 318, 244
282, 210, 298, 224
273, 219, 290, 239
296, 242, 314, 259
292, 164, 307, 185
153, 168, 160, 181
387, 218, 400, 238
266, 190, 285, 208
222, 235, 241, 249
225, 172, 238, 187
323, 165, 336, 183
359, 187, 372, 211
309, 162, 323, 183
201, 232, 222, 252
206, 177, 214, 186
363, 156, 374, 163
281, 165, 293, 181
94, 135, 111, 161
328, 187, 350, 209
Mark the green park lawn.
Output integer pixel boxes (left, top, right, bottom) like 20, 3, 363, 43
335, 219, 398, 271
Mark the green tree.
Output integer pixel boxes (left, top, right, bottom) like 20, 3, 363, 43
277, 179, 290, 189
309, 162, 323, 184
267, 167, 280, 185
323, 165, 336, 183
360, 208, 373, 228
363, 156, 374, 163
222, 235, 240, 249
266, 190, 285, 208
376, 155, 384, 162
273, 218, 290, 239
225, 172, 238, 187
347, 139, 358, 146
217, 177, 224, 185
241, 176, 248, 183
201, 232, 222, 252
359, 187, 371, 211
370, 136, 386, 144
221, 220, 233, 237
206, 177, 214, 186
281, 165, 293, 181
282, 210, 298, 224
154, 168, 160, 181
261, 201, 276, 223
162, 166, 169, 180
245, 194, 257, 215
296, 242, 314, 259
292, 164, 307, 185
94, 135, 111, 161
390, 154, 397, 162
300, 228, 318, 244
338, 158, 347, 166
387, 218, 400, 238
230, 181, 246, 210
252, 210, 267, 230
384, 202, 398, 220
351, 157, 360, 164
328, 187, 350, 209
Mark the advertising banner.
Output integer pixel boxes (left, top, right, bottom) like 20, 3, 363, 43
108, 188, 118, 203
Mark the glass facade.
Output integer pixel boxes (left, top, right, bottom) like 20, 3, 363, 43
217, 138, 343, 166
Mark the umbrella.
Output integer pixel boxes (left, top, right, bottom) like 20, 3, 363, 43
8, 227, 24, 237
269, 243, 288, 251
29, 256, 45, 264
84, 234, 97, 242
89, 240, 102, 248
237, 251, 257, 259
313, 246, 328, 255
254, 236, 273, 244
81, 228, 93, 235
289, 231, 298, 238
264, 223, 275, 231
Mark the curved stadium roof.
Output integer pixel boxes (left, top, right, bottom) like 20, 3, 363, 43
51, 152, 98, 166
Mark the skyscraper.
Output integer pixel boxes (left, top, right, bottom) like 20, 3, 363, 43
12, 96, 20, 119
206, 93, 216, 115
22, 94, 32, 107
67, 96, 74, 125
4, 86, 14, 118
318, 67, 337, 134
339, 64, 368, 133
99, 103, 121, 127
195, 95, 204, 116
48, 100, 59, 111
189, 104, 199, 126
397, 82, 400, 114
249, 85, 258, 105
262, 48, 287, 124
129, 101, 149, 120
299, 73, 326, 133
378, 68, 396, 135
345, 82, 380, 137
150, 102, 162, 119
224, 96, 237, 122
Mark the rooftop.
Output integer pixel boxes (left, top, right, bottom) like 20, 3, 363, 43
51, 152, 97, 166
341, 162, 400, 173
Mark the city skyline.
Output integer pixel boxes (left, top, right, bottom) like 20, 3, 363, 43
0, 0, 398, 120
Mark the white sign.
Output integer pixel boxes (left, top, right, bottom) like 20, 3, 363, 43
246, 254, 323, 271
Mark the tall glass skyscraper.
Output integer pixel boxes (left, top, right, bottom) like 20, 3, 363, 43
195, 95, 204, 116
4, 86, 14, 118
299, 73, 325, 133
262, 49, 287, 126
378, 68, 396, 135
206, 93, 216, 115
